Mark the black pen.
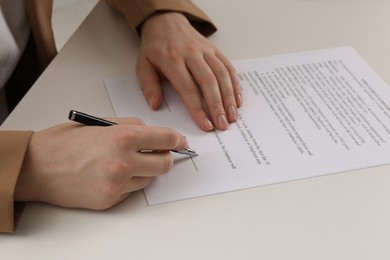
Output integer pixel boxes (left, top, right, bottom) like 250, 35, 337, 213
68, 110, 197, 156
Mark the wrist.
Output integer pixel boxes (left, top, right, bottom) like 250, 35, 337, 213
139, 11, 189, 38
14, 132, 43, 202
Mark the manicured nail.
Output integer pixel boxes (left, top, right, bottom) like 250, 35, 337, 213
228, 105, 237, 122
218, 114, 229, 130
146, 94, 155, 108
203, 117, 214, 131
181, 136, 189, 148
236, 93, 243, 107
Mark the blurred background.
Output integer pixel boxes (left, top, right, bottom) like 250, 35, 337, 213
0, 0, 98, 124
53, 0, 98, 50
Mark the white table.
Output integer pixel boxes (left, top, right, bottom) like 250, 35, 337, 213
2, 0, 390, 259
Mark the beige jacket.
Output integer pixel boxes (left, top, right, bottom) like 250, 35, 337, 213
0, 0, 216, 233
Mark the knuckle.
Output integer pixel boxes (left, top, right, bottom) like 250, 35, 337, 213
209, 100, 225, 113
113, 128, 138, 147
162, 155, 174, 174
214, 66, 230, 79
181, 83, 199, 94
192, 106, 208, 119
132, 117, 145, 125
223, 93, 236, 102
184, 42, 199, 54
166, 47, 182, 63
106, 159, 133, 176
199, 72, 217, 87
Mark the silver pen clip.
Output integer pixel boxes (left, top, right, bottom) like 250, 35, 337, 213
171, 148, 198, 156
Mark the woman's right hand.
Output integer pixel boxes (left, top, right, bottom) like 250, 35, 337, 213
14, 117, 188, 210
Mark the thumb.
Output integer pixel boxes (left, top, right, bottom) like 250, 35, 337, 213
136, 55, 163, 110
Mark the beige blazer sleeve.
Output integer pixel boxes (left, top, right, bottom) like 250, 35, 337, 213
25, 0, 217, 73
0, 131, 33, 233
106, 0, 217, 36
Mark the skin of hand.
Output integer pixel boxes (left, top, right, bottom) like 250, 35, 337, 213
14, 118, 188, 210
137, 12, 243, 132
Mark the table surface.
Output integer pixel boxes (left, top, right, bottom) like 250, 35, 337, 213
2, 0, 390, 259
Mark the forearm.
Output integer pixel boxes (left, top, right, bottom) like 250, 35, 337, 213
105, 0, 217, 36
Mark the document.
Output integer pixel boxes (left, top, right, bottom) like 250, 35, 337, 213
105, 47, 390, 205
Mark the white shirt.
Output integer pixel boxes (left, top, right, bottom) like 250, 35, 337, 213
0, 0, 30, 90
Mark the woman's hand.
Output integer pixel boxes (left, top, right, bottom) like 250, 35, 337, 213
14, 118, 188, 210
137, 12, 242, 131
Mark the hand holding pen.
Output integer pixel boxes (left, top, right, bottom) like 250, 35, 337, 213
68, 110, 197, 156
15, 112, 195, 210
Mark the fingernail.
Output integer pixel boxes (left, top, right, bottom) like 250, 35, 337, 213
228, 105, 238, 121
146, 94, 154, 107
218, 114, 229, 130
203, 118, 214, 131
181, 136, 188, 148
236, 93, 243, 107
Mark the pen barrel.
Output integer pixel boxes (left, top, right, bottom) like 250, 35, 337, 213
68, 110, 116, 126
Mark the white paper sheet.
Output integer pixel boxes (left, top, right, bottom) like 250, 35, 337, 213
105, 47, 390, 205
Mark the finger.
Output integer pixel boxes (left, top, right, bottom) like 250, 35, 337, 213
203, 52, 238, 123
130, 125, 187, 151
159, 59, 214, 131
215, 50, 243, 108
136, 54, 163, 110
186, 54, 230, 130
125, 177, 153, 193
130, 152, 174, 177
